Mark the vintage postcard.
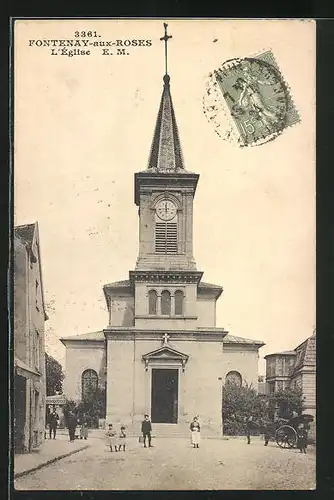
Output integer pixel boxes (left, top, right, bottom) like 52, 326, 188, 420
13, 19, 315, 491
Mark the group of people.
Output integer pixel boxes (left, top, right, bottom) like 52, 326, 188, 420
245, 414, 309, 453
47, 408, 89, 443
105, 414, 201, 452
50, 408, 309, 453
66, 411, 89, 442
105, 423, 127, 452
105, 413, 152, 452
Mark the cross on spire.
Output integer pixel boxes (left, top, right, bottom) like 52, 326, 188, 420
160, 23, 172, 76
146, 22, 185, 172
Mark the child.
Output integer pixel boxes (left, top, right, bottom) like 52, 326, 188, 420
190, 416, 200, 448
80, 419, 88, 440
118, 425, 126, 452
105, 423, 118, 452
297, 426, 308, 454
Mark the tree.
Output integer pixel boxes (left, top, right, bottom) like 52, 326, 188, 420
222, 382, 305, 436
78, 386, 106, 428
45, 353, 65, 396
268, 386, 304, 420
222, 382, 269, 435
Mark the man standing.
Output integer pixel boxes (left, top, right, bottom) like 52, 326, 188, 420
297, 425, 308, 454
48, 409, 59, 440
262, 416, 272, 446
66, 410, 77, 442
245, 415, 253, 444
141, 414, 153, 448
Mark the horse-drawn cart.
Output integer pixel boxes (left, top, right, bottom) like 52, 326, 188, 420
272, 414, 314, 449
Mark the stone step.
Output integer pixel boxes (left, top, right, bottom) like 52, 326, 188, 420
127, 423, 220, 438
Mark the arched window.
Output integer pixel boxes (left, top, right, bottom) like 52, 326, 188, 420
148, 290, 157, 315
174, 290, 184, 315
82, 369, 98, 402
225, 371, 242, 387
161, 290, 171, 315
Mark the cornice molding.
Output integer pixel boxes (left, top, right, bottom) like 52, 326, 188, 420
129, 270, 203, 285
103, 328, 227, 343
134, 172, 199, 206
135, 315, 198, 320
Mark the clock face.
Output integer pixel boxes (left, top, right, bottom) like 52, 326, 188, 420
156, 200, 177, 221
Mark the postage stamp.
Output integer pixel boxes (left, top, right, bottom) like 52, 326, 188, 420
203, 50, 300, 147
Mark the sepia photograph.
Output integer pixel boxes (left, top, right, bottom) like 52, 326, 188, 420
12, 18, 316, 490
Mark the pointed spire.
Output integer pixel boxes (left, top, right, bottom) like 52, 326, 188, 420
147, 24, 185, 172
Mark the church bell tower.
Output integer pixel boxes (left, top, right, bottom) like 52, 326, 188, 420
130, 23, 203, 328
134, 25, 200, 274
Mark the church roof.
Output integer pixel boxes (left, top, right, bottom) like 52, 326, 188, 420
60, 330, 265, 347
104, 279, 131, 289
198, 281, 222, 289
223, 334, 265, 346
198, 281, 223, 299
59, 330, 105, 343
147, 74, 185, 173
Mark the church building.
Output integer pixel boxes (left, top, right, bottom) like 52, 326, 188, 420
61, 25, 265, 436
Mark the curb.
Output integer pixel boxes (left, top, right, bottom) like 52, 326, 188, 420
14, 444, 90, 479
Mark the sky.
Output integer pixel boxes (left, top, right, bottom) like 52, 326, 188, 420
14, 19, 316, 374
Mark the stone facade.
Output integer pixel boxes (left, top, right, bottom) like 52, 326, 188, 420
14, 223, 48, 452
63, 336, 106, 401
61, 64, 265, 436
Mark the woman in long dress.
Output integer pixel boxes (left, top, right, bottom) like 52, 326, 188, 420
190, 416, 201, 448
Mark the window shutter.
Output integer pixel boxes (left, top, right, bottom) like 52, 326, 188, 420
155, 222, 177, 254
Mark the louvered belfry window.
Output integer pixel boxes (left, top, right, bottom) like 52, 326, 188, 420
155, 222, 178, 254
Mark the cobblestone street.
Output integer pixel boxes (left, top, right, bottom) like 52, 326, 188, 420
15, 436, 316, 490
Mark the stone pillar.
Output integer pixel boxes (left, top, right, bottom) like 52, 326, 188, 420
171, 292, 175, 316
157, 294, 161, 316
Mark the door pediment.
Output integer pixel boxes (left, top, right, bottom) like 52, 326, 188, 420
142, 345, 189, 371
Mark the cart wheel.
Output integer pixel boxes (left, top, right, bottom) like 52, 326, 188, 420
276, 425, 297, 449
275, 425, 297, 448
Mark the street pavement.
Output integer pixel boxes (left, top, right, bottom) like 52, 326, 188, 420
14, 436, 316, 491
14, 434, 89, 478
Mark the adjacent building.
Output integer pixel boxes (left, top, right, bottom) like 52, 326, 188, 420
60, 31, 265, 437
264, 331, 316, 417
14, 222, 48, 453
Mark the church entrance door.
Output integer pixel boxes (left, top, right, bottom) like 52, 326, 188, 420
151, 369, 178, 423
